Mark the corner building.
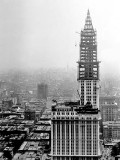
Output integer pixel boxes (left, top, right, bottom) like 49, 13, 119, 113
51, 10, 101, 160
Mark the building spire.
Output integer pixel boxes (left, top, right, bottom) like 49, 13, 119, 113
87, 9, 90, 16
84, 9, 93, 29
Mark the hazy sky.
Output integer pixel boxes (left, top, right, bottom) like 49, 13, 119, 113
0, 0, 120, 74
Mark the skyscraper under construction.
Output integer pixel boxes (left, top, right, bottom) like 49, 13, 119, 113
77, 10, 100, 108
51, 10, 101, 160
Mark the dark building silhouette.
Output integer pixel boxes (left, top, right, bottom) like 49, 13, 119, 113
24, 109, 35, 120
2, 99, 13, 111
37, 83, 48, 100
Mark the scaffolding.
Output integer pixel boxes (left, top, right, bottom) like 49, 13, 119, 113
77, 10, 100, 80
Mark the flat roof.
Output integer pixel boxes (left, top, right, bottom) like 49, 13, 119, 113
13, 152, 43, 160
19, 141, 45, 151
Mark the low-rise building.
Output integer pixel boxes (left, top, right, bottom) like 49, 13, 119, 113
100, 96, 118, 122
103, 121, 120, 139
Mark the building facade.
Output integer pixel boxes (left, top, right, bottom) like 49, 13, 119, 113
51, 103, 101, 160
103, 121, 120, 139
101, 103, 118, 122
99, 96, 116, 105
51, 10, 101, 160
99, 96, 118, 122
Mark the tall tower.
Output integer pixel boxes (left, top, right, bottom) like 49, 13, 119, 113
77, 10, 100, 108
77, 10, 101, 160
51, 10, 101, 160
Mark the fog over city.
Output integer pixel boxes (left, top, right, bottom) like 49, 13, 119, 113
0, 0, 119, 77
0, 2, 120, 159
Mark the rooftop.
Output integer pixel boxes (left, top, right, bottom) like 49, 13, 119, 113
13, 151, 44, 160
19, 141, 45, 152
27, 132, 49, 141
52, 101, 99, 114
